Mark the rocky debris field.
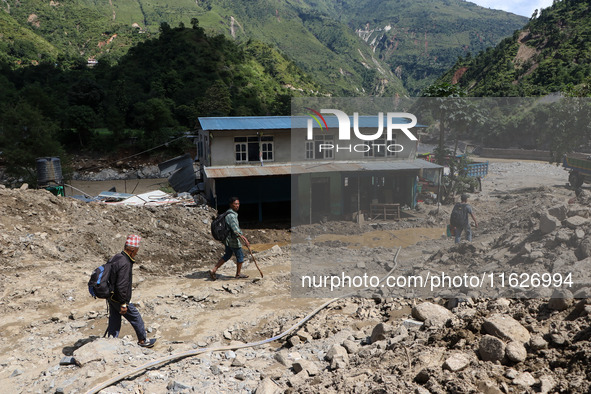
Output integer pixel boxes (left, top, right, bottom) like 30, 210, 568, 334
0, 160, 590, 393
70, 155, 162, 182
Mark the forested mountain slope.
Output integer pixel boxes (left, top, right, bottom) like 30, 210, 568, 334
0, 24, 321, 181
438, 0, 591, 96
1, 0, 526, 95
339, 0, 527, 94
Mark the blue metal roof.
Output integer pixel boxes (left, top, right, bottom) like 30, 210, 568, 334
198, 115, 423, 131
199, 116, 292, 131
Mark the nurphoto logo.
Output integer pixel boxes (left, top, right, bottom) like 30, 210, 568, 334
305, 108, 418, 154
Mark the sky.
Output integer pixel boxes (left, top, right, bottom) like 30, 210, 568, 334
468, 0, 554, 17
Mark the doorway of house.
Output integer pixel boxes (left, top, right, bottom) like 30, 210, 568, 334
311, 176, 330, 222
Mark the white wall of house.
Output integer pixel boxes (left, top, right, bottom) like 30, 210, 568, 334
290, 128, 417, 162
200, 126, 419, 167
206, 129, 292, 166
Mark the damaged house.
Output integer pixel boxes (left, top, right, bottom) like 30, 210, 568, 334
196, 115, 442, 223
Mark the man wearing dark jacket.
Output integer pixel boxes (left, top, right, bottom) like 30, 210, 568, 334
454, 194, 478, 244
106, 234, 156, 348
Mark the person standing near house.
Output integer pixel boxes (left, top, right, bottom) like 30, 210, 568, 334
209, 197, 251, 280
453, 194, 478, 243
106, 234, 156, 348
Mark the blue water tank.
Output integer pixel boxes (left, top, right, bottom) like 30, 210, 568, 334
36, 157, 63, 186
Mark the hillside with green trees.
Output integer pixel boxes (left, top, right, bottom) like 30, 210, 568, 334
418, 0, 591, 162
336, 0, 527, 95
438, 0, 591, 96
0, 10, 59, 65
418, 0, 591, 160
0, 0, 151, 67
0, 22, 320, 183
1, 0, 405, 95
1, 0, 526, 96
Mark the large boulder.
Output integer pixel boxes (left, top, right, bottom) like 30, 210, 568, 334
255, 377, 282, 394
578, 237, 591, 259
72, 338, 122, 366
539, 213, 560, 235
482, 314, 531, 343
505, 341, 527, 363
565, 216, 589, 230
479, 335, 505, 362
411, 302, 454, 327
548, 205, 568, 221
370, 322, 394, 343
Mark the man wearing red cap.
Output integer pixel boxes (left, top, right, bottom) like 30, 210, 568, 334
105, 234, 156, 348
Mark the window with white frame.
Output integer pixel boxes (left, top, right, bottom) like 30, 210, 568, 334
306, 141, 315, 159
235, 137, 247, 162
386, 136, 397, 157
305, 134, 334, 159
363, 137, 397, 158
234, 136, 274, 163
261, 140, 273, 161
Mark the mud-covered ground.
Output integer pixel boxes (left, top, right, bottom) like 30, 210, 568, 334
1, 160, 590, 393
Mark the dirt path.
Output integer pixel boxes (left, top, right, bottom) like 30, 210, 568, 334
483, 158, 569, 191
0, 159, 588, 393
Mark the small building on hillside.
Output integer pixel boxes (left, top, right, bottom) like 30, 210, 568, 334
196, 115, 442, 223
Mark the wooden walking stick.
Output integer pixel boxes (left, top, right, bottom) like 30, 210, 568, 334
245, 244, 264, 278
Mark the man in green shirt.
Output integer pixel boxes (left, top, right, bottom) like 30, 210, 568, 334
209, 197, 250, 280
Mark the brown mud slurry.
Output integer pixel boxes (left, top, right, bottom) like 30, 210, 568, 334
64, 178, 169, 197
249, 241, 291, 252
312, 227, 446, 249
248, 227, 441, 252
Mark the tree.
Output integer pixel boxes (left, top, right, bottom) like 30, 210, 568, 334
131, 98, 177, 146
68, 79, 105, 108
421, 83, 467, 165
542, 96, 591, 162
159, 22, 172, 35
0, 101, 65, 185
419, 83, 487, 201
190, 18, 205, 36
64, 105, 98, 148
196, 81, 232, 116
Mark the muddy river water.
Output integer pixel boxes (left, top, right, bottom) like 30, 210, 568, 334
64, 178, 170, 197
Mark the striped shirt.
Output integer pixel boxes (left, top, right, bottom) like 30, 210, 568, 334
224, 209, 243, 248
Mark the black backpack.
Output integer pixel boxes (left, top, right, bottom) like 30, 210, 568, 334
88, 259, 114, 299
450, 203, 466, 228
211, 211, 231, 242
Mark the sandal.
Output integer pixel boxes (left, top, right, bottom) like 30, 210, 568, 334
235, 274, 249, 279
139, 338, 157, 348
209, 270, 217, 281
